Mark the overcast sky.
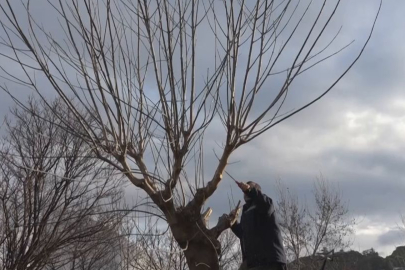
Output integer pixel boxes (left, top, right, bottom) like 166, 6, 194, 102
0, 0, 404, 258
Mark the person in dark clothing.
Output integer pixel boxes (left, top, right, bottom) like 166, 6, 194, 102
230, 181, 287, 270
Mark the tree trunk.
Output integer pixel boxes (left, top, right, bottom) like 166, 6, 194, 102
163, 197, 240, 270
168, 210, 223, 270
183, 240, 220, 270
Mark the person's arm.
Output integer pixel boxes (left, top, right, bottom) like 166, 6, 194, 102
231, 222, 243, 239
244, 187, 274, 213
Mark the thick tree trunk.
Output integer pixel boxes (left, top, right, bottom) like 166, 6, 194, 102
183, 240, 220, 270
168, 210, 223, 270
162, 194, 239, 270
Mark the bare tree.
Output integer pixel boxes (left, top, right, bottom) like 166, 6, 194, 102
277, 177, 355, 270
0, 0, 381, 269
0, 99, 124, 270
276, 179, 311, 267
218, 229, 242, 270
45, 219, 123, 270
309, 177, 354, 255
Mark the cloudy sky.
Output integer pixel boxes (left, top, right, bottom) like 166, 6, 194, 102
0, 0, 404, 258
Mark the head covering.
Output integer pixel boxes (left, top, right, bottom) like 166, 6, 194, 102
247, 181, 261, 191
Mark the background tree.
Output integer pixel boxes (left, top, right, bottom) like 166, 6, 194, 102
276, 179, 311, 267
309, 178, 354, 255
0, 0, 381, 269
277, 177, 355, 270
0, 99, 125, 270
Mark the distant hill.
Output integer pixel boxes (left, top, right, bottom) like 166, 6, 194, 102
386, 246, 405, 270
289, 246, 405, 270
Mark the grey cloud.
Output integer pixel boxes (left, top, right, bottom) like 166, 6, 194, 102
204, 117, 405, 222
378, 229, 405, 246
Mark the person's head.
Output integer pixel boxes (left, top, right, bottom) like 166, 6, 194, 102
244, 181, 261, 202
247, 181, 261, 191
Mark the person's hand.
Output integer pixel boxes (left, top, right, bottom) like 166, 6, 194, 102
228, 208, 240, 226
230, 209, 237, 216
236, 181, 250, 192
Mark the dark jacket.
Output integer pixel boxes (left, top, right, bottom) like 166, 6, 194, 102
231, 187, 286, 268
